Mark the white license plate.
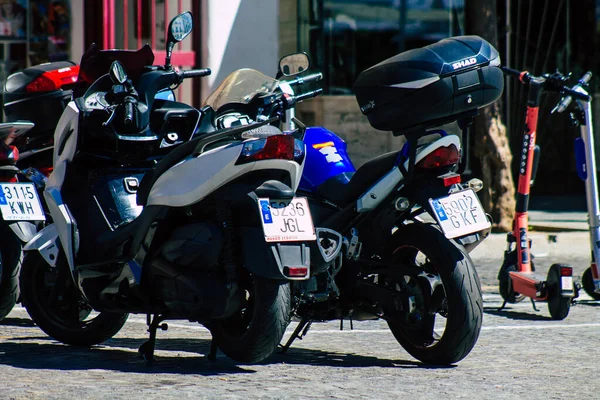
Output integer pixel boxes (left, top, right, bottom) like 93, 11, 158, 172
429, 189, 490, 239
0, 183, 45, 221
258, 197, 316, 242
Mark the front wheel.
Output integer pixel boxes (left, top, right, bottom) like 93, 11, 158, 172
581, 266, 600, 300
0, 232, 23, 321
20, 253, 128, 346
384, 223, 483, 365
210, 276, 291, 364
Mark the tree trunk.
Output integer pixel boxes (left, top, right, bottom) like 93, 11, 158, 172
465, 0, 515, 232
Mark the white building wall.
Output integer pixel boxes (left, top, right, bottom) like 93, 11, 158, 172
201, 0, 279, 100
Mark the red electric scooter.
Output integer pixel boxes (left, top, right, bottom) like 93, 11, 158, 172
497, 67, 590, 320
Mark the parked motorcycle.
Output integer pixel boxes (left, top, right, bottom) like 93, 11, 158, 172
206, 36, 502, 365
20, 12, 324, 364
0, 62, 79, 320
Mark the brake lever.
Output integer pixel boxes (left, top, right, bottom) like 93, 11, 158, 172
102, 106, 118, 127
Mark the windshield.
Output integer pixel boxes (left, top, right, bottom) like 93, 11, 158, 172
203, 69, 279, 111
73, 43, 155, 98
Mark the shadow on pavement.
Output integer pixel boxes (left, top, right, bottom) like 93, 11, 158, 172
483, 307, 554, 321
0, 317, 36, 328
0, 336, 455, 372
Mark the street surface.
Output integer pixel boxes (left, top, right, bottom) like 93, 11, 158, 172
0, 232, 599, 399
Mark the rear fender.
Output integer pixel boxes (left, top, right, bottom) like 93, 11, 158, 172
8, 221, 37, 243
23, 223, 60, 267
240, 227, 310, 280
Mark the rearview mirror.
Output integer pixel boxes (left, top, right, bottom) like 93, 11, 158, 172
165, 11, 193, 69
109, 61, 127, 84
279, 53, 310, 76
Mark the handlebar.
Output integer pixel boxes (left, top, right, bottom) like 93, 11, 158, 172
293, 88, 323, 103
179, 68, 212, 80
286, 72, 323, 87
552, 71, 593, 113
124, 98, 134, 125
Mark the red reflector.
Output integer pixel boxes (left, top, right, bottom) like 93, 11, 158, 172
442, 174, 461, 187
592, 263, 599, 279
560, 267, 573, 277
0, 145, 19, 162
38, 166, 53, 177
416, 144, 460, 169
285, 267, 308, 278
25, 66, 79, 92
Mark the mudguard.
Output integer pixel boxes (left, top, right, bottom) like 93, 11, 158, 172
8, 221, 37, 243
23, 223, 60, 267
240, 227, 310, 280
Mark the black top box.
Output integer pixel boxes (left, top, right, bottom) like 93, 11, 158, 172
353, 35, 504, 134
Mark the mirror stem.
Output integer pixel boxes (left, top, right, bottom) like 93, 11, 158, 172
165, 42, 175, 69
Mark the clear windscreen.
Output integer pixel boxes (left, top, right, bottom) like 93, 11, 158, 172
203, 68, 280, 112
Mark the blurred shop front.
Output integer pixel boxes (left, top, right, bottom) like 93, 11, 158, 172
0, 1, 73, 93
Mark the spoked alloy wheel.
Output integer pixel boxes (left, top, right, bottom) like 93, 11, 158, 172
211, 276, 291, 364
20, 253, 128, 346
384, 223, 483, 365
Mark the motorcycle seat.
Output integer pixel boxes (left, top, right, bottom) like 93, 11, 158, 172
316, 150, 400, 207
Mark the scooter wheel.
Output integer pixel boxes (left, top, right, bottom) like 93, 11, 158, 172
547, 263, 571, 320
581, 267, 600, 300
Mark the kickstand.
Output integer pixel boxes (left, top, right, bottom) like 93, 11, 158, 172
138, 314, 168, 365
530, 298, 539, 311
498, 300, 507, 312
208, 338, 218, 361
278, 318, 312, 354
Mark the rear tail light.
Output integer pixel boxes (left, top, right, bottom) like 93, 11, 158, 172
560, 266, 573, 277
284, 266, 308, 278
416, 144, 460, 169
25, 66, 79, 92
236, 134, 299, 164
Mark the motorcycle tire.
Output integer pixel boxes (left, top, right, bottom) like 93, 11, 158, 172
385, 223, 483, 365
20, 253, 128, 346
0, 231, 23, 321
210, 276, 290, 364
581, 266, 600, 300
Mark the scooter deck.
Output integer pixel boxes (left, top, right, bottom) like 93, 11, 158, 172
509, 271, 548, 300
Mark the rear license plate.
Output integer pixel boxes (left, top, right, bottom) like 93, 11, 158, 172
258, 197, 316, 242
429, 189, 490, 239
0, 183, 45, 221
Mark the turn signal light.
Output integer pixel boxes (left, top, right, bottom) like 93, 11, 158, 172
416, 144, 460, 169
237, 134, 296, 164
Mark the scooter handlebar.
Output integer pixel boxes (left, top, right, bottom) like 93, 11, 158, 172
180, 68, 212, 80
287, 72, 323, 87
552, 71, 592, 113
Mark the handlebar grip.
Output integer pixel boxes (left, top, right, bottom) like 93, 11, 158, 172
501, 66, 522, 77
180, 68, 212, 79
294, 88, 323, 103
553, 71, 593, 113
124, 101, 134, 125
288, 72, 323, 86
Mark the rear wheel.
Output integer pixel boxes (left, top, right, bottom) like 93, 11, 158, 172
0, 232, 23, 321
20, 253, 128, 346
546, 264, 571, 320
210, 276, 290, 364
384, 223, 483, 365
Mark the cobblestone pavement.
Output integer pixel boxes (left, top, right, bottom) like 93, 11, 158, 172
1, 232, 599, 399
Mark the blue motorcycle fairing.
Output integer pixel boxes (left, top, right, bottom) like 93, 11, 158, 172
298, 126, 356, 192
